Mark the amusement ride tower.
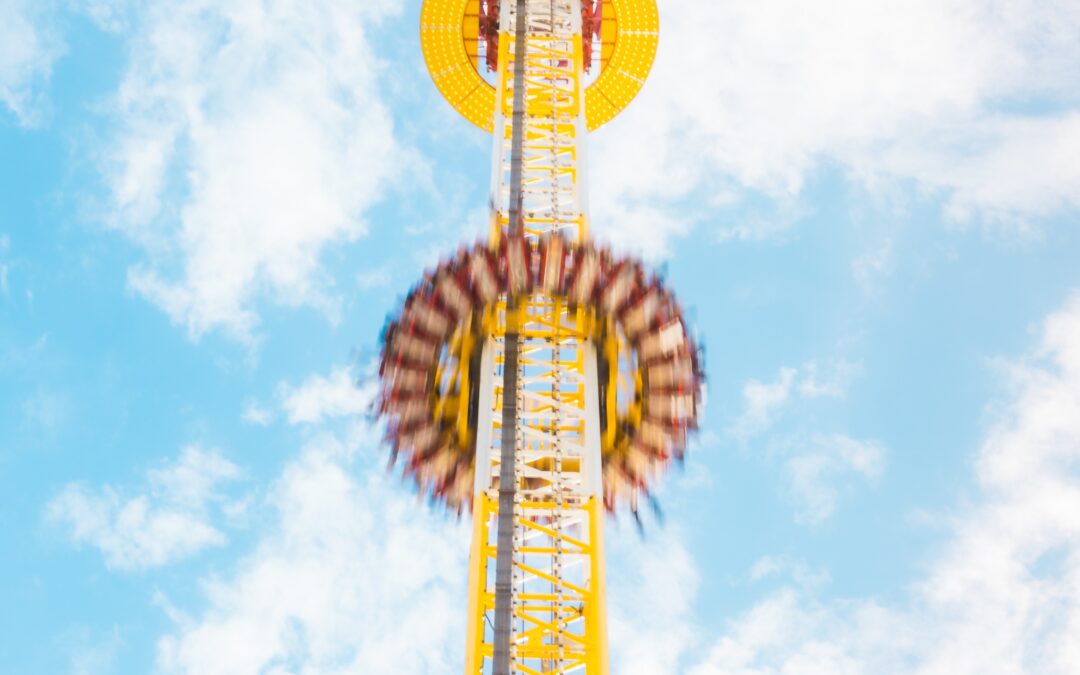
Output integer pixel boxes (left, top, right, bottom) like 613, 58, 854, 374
377, 1, 703, 672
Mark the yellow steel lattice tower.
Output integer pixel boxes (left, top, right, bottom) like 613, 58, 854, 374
380, 2, 694, 674
469, 2, 605, 671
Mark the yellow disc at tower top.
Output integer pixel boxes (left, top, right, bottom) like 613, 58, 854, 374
420, 0, 658, 132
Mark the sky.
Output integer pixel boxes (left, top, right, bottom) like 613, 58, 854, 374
2, 0, 1080, 673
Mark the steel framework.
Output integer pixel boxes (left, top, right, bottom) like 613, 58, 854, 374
467, 298, 608, 673
378, 2, 700, 674
471, 3, 603, 672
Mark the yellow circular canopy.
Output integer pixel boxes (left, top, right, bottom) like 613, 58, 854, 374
420, 0, 658, 132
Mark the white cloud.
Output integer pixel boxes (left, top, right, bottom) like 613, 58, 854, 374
155, 432, 468, 675
240, 400, 272, 426
797, 360, 861, 399
733, 367, 798, 438
751, 555, 831, 591
731, 360, 857, 438
80, 0, 135, 32
783, 434, 886, 524
60, 626, 123, 675
356, 265, 392, 290
713, 205, 803, 247
47, 445, 242, 570
100, 0, 406, 342
0, 0, 63, 125
140, 290, 1080, 673
852, 237, 895, 292
688, 589, 913, 675
731, 362, 882, 522
279, 365, 373, 425
689, 290, 1080, 674
609, 528, 701, 675
0, 233, 9, 294
591, 0, 1080, 254
21, 387, 69, 433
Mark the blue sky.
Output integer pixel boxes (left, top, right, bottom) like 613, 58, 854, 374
3, 1, 1080, 673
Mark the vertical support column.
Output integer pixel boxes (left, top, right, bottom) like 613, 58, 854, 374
465, 493, 493, 674
467, 298, 609, 673
470, 1, 607, 673
585, 497, 610, 675
583, 338, 609, 675
492, 313, 521, 675
490, 0, 590, 244
491, 0, 531, 668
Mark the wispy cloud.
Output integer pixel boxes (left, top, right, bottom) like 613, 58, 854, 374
731, 360, 858, 439
591, 0, 1080, 255
0, 0, 63, 125
688, 587, 911, 675
356, 265, 393, 290
98, 0, 407, 343
80, 0, 136, 33
689, 289, 1080, 673
154, 433, 468, 675
730, 360, 880, 523
751, 554, 831, 591
733, 367, 799, 438
0, 232, 9, 294
783, 434, 887, 524
58, 625, 123, 675
47, 445, 243, 570
609, 528, 701, 675
21, 387, 70, 434
240, 400, 272, 426
278, 364, 374, 426
852, 237, 895, 293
